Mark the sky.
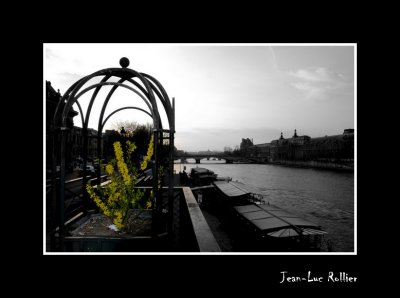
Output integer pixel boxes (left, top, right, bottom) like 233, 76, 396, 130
44, 44, 355, 152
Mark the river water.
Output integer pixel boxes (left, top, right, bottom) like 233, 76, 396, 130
174, 161, 355, 252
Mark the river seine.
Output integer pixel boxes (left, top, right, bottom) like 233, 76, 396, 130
174, 161, 354, 252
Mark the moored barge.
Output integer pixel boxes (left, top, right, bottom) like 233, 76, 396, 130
187, 168, 327, 252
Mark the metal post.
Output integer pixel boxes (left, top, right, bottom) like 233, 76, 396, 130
168, 131, 177, 241
96, 133, 102, 184
59, 127, 67, 251
152, 129, 159, 238
50, 128, 57, 251
169, 97, 179, 246
82, 127, 88, 210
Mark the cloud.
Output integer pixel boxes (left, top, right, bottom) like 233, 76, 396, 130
58, 72, 85, 83
289, 67, 349, 100
268, 46, 279, 73
290, 67, 341, 82
291, 82, 326, 99
46, 48, 58, 59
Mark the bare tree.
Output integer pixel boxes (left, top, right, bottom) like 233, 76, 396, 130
110, 120, 153, 156
112, 120, 139, 137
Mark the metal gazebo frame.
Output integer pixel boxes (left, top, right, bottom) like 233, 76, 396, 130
50, 57, 175, 251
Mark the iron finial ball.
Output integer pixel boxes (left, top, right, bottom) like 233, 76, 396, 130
119, 57, 130, 68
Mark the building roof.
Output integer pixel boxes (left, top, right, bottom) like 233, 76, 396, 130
253, 143, 271, 147
213, 181, 249, 197
213, 181, 327, 237
234, 204, 326, 237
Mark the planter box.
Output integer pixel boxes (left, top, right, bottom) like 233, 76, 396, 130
64, 210, 168, 252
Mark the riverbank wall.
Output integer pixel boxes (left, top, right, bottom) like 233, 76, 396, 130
266, 159, 354, 171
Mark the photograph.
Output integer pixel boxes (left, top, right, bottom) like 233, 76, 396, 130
44, 43, 355, 257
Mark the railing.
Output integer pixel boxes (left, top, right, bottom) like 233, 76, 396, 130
181, 187, 221, 252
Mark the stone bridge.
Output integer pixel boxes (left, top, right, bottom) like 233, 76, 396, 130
174, 154, 257, 164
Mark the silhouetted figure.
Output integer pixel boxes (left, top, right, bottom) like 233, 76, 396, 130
120, 127, 126, 136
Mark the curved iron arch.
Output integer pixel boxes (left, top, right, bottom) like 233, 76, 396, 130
51, 58, 176, 251
101, 106, 153, 131
97, 77, 156, 133
55, 72, 173, 133
60, 67, 161, 130
72, 81, 157, 126
142, 73, 174, 128
62, 80, 160, 196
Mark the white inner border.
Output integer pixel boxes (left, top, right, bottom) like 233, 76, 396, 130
43, 43, 357, 256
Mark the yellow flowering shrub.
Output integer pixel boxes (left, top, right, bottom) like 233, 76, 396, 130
140, 135, 154, 170
86, 137, 155, 230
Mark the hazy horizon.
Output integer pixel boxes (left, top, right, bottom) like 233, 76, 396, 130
44, 44, 355, 152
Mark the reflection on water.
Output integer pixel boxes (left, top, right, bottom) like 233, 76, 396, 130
174, 161, 354, 252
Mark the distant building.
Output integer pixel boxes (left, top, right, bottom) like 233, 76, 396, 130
175, 149, 185, 156
244, 129, 354, 163
343, 128, 354, 135
247, 143, 271, 162
69, 126, 99, 162
240, 138, 253, 157
288, 129, 311, 146
102, 129, 119, 160
197, 150, 222, 155
46, 81, 78, 170
46, 81, 78, 130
